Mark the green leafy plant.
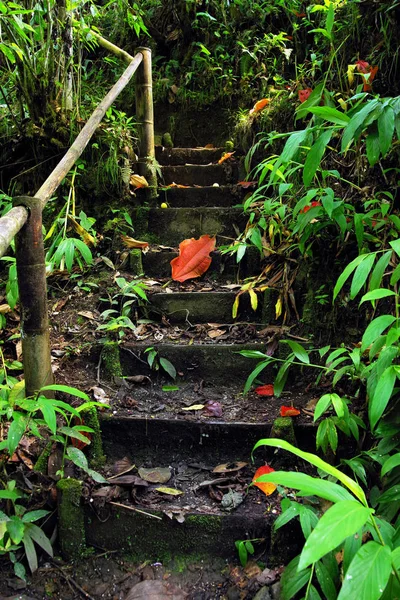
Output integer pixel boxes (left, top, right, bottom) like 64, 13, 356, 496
97, 276, 148, 339
145, 346, 177, 380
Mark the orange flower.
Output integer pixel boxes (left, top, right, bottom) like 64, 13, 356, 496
298, 88, 312, 103
300, 201, 321, 214
280, 406, 300, 417
253, 465, 277, 496
355, 60, 378, 92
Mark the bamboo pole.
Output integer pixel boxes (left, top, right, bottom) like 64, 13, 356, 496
0, 206, 28, 259
72, 21, 135, 65
135, 47, 157, 200
36, 53, 143, 207
14, 197, 53, 396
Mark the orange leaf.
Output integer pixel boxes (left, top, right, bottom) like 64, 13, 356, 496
298, 88, 312, 103
250, 98, 270, 114
121, 235, 149, 250
171, 235, 216, 283
255, 384, 274, 396
130, 174, 149, 189
237, 181, 257, 189
253, 465, 277, 496
218, 151, 235, 164
164, 182, 190, 189
280, 405, 300, 417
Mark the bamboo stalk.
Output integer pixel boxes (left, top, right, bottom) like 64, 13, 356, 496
72, 21, 134, 65
14, 197, 53, 396
36, 53, 143, 207
135, 47, 157, 200
0, 206, 28, 259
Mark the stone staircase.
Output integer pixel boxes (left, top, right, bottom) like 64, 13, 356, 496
84, 144, 311, 564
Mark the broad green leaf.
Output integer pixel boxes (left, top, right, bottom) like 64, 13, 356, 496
6, 516, 24, 544
299, 505, 318, 539
39, 384, 90, 401
58, 426, 92, 444
237, 540, 247, 567
354, 213, 364, 251
7, 415, 27, 455
37, 399, 57, 434
315, 560, 337, 600
255, 471, 354, 503
243, 359, 271, 394
8, 380, 25, 408
343, 531, 362, 574
159, 357, 176, 380
22, 510, 50, 523
281, 130, 309, 163
298, 501, 373, 570
342, 100, 379, 152
361, 315, 396, 352
74, 238, 93, 265
25, 523, 53, 557
350, 254, 376, 299
377, 485, 400, 504
314, 394, 333, 421
66, 446, 88, 470
378, 106, 395, 157
282, 340, 310, 364
309, 106, 350, 126
390, 238, 400, 258
381, 453, 400, 477
366, 124, 381, 166
360, 289, 396, 305
303, 130, 333, 186
281, 555, 310, 600
337, 541, 392, 600
369, 366, 396, 429
333, 254, 374, 300
239, 350, 268, 359
252, 439, 367, 504
23, 532, 37, 573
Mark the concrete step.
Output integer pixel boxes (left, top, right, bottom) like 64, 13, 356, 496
138, 207, 246, 246
158, 185, 244, 208
120, 342, 276, 384
141, 248, 261, 279
155, 146, 225, 165
161, 164, 238, 186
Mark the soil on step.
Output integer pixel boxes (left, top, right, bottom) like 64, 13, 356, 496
0, 552, 283, 599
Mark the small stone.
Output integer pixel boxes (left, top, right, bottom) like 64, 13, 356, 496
252, 587, 273, 600
271, 581, 281, 599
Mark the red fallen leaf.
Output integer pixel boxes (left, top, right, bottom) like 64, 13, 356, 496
204, 400, 223, 417
253, 465, 277, 496
255, 384, 274, 396
298, 88, 312, 103
171, 235, 216, 283
294, 11, 306, 17
250, 98, 271, 114
280, 405, 301, 417
237, 181, 257, 189
300, 201, 321, 214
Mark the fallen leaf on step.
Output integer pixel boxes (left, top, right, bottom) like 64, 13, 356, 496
204, 400, 223, 417
255, 384, 274, 396
253, 465, 276, 496
205, 144, 215, 148
90, 386, 110, 403
130, 174, 149, 189
138, 467, 171, 483
280, 405, 300, 417
218, 151, 235, 164
181, 404, 205, 411
164, 182, 190, 189
221, 284, 242, 290
171, 235, 216, 282
249, 98, 270, 114
155, 487, 184, 496
121, 235, 149, 250
237, 181, 257, 189
213, 461, 247, 473
207, 329, 225, 339
78, 311, 97, 320
0, 303, 11, 314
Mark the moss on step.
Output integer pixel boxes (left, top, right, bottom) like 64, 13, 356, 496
80, 407, 106, 468
129, 249, 144, 276
102, 342, 122, 379
271, 417, 297, 446
57, 478, 86, 560
34, 441, 52, 474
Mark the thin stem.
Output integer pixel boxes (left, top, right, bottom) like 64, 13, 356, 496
305, 562, 315, 599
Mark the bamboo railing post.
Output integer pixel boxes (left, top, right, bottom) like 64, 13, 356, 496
135, 47, 157, 201
13, 197, 53, 396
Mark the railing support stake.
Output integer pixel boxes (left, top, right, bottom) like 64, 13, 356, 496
135, 47, 157, 200
14, 197, 53, 396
